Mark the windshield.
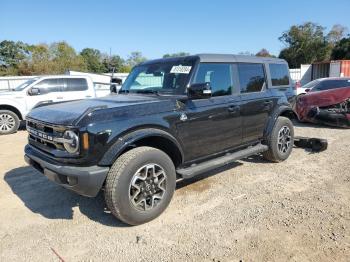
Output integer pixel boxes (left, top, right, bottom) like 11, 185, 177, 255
301, 79, 319, 91
120, 57, 197, 95
14, 78, 38, 91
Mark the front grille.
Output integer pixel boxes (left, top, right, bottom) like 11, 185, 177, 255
26, 119, 67, 153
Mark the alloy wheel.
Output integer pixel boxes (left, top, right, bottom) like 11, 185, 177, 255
129, 164, 167, 211
277, 126, 292, 154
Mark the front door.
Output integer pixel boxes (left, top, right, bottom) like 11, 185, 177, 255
25, 78, 65, 112
176, 63, 242, 162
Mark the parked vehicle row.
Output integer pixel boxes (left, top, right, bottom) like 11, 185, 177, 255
24, 54, 297, 225
0, 75, 110, 134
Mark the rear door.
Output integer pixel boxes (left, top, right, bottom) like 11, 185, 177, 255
238, 63, 273, 143
176, 63, 242, 161
61, 78, 93, 101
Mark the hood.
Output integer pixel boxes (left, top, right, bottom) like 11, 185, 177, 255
301, 87, 350, 107
27, 94, 178, 126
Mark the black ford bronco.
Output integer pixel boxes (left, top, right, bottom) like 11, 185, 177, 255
25, 54, 296, 225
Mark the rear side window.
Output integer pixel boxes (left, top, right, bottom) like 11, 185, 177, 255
65, 78, 88, 91
269, 64, 290, 86
32, 79, 64, 94
237, 63, 265, 93
193, 63, 232, 96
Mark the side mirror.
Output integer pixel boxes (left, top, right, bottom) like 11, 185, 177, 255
188, 82, 212, 99
305, 88, 310, 93
29, 88, 40, 96
110, 84, 117, 93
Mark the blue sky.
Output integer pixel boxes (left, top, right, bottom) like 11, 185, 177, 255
1, 0, 349, 59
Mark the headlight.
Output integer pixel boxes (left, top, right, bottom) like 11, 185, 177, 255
63, 130, 79, 154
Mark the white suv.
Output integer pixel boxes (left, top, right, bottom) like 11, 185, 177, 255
0, 75, 110, 135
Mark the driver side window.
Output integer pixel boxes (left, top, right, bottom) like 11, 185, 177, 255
32, 79, 64, 95
193, 63, 233, 97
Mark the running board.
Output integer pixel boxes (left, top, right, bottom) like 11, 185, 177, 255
176, 143, 268, 179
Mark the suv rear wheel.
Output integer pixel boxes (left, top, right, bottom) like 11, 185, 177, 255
105, 146, 176, 225
0, 110, 20, 135
263, 116, 294, 162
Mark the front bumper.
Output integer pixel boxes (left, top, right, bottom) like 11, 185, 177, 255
24, 145, 109, 197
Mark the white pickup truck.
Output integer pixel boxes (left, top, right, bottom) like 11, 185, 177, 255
0, 75, 111, 135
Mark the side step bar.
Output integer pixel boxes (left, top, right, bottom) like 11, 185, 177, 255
176, 143, 268, 179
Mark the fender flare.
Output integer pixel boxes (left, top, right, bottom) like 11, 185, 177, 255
263, 105, 296, 141
98, 127, 184, 166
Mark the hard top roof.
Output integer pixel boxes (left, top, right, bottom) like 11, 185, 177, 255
196, 53, 286, 63
141, 53, 287, 65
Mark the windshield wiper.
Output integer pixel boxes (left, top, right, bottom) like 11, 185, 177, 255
134, 90, 160, 95
118, 90, 129, 93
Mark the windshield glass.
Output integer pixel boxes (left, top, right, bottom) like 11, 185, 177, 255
120, 57, 197, 95
14, 78, 38, 91
302, 79, 319, 91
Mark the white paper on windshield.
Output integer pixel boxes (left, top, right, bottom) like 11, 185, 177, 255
170, 65, 192, 74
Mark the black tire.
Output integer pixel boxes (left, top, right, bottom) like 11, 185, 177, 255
263, 116, 294, 162
105, 146, 176, 225
0, 110, 20, 135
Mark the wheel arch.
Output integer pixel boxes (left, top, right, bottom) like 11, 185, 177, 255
279, 108, 298, 121
99, 128, 184, 168
0, 104, 23, 120
263, 106, 296, 142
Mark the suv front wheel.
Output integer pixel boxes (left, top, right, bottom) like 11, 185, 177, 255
263, 116, 294, 162
105, 146, 176, 225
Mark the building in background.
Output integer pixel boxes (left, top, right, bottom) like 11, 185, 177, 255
312, 60, 350, 80
0, 76, 37, 91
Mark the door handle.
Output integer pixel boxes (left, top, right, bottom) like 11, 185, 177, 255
264, 100, 273, 109
228, 105, 240, 113
263, 100, 273, 110
85, 95, 92, 98
56, 96, 63, 99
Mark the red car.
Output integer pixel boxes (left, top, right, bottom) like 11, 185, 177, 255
296, 78, 350, 128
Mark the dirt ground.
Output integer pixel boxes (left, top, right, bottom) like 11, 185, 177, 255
0, 123, 349, 261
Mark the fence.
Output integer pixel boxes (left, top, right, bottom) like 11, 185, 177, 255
289, 69, 301, 82
289, 65, 312, 86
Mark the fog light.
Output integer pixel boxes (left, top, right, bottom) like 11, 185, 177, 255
63, 130, 79, 154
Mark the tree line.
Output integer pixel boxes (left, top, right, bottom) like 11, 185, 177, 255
0, 41, 150, 76
0, 40, 191, 76
1, 22, 349, 76
235, 23, 349, 69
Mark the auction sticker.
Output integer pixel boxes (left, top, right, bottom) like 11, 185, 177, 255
170, 65, 192, 74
